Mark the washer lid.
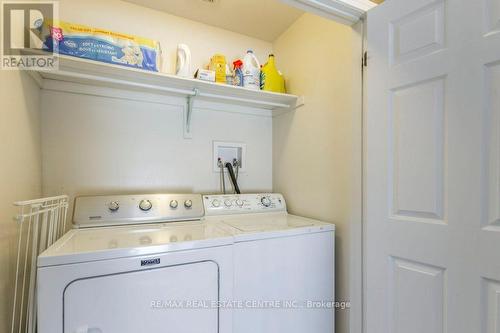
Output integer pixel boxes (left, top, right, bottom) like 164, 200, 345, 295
38, 221, 233, 267
207, 213, 335, 242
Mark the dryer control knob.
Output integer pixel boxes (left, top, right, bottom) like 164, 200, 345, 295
212, 199, 221, 207
139, 200, 153, 211
170, 200, 179, 209
108, 201, 120, 212
184, 200, 192, 208
261, 197, 272, 207
224, 199, 232, 207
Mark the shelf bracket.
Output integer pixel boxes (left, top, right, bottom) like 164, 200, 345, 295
184, 88, 199, 139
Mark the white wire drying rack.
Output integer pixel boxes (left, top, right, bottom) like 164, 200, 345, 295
11, 195, 69, 333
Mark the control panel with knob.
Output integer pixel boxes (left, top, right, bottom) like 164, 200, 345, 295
261, 196, 272, 207
139, 200, 153, 211
73, 194, 205, 228
108, 201, 120, 212
203, 194, 286, 216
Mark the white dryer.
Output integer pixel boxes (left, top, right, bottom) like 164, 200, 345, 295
203, 193, 335, 333
37, 194, 233, 333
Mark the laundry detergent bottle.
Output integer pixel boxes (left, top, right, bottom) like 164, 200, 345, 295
243, 50, 261, 90
210, 54, 227, 84
175, 44, 191, 78
261, 54, 285, 93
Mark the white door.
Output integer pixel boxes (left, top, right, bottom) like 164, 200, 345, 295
232, 232, 334, 333
64, 261, 219, 333
366, 0, 500, 332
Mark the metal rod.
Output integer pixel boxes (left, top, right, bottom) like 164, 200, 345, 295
11, 214, 24, 333
14, 195, 68, 206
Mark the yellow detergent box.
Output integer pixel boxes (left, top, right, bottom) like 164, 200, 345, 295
42, 21, 162, 72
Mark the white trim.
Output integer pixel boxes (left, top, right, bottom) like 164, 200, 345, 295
41, 79, 274, 118
349, 19, 365, 333
280, 0, 377, 24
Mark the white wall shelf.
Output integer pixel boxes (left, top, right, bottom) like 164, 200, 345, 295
30, 56, 302, 137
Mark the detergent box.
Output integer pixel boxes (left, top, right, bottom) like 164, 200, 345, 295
42, 21, 162, 72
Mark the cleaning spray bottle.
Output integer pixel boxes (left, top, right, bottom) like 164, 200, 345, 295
225, 63, 233, 85
261, 54, 285, 93
233, 59, 244, 87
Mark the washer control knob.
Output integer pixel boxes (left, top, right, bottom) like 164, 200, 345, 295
212, 199, 221, 208
184, 200, 193, 208
139, 200, 152, 211
224, 199, 232, 207
108, 201, 120, 212
170, 200, 179, 209
261, 197, 272, 207
236, 199, 244, 207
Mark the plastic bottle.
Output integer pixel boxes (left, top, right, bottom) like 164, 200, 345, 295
261, 54, 285, 93
210, 54, 227, 84
225, 63, 233, 85
175, 44, 191, 78
233, 59, 244, 87
242, 50, 261, 90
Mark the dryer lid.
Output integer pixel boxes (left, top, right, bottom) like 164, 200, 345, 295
207, 213, 335, 242
38, 221, 232, 267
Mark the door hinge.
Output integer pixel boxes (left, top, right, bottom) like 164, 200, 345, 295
363, 51, 368, 67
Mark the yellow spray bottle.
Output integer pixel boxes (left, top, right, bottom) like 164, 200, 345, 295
261, 54, 285, 93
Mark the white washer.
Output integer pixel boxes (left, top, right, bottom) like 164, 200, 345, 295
37, 194, 233, 333
203, 193, 335, 333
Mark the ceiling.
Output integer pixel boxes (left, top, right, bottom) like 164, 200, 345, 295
122, 0, 305, 42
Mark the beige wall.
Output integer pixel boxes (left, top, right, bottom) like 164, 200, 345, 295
41, 0, 277, 223
0, 71, 42, 333
272, 13, 362, 333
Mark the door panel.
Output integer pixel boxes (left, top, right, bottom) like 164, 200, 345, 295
485, 62, 500, 229
389, 1, 445, 66
390, 258, 445, 333
484, 0, 500, 33
390, 77, 445, 221
366, 0, 500, 332
482, 278, 500, 333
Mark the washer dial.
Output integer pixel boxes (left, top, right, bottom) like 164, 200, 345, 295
139, 200, 153, 211
261, 197, 272, 207
108, 201, 120, 212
